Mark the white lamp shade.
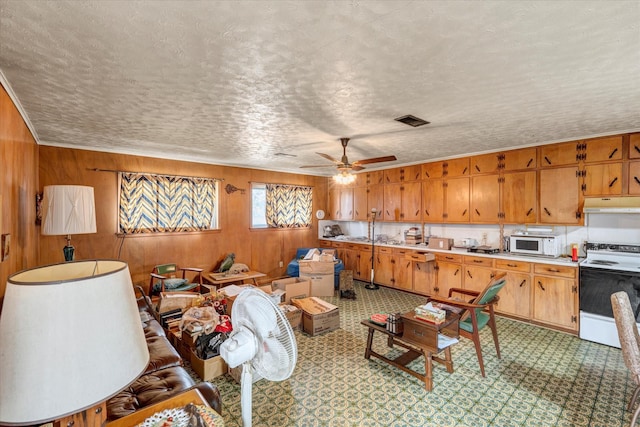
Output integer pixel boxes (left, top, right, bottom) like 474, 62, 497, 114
42, 185, 97, 235
0, 260, 150, 425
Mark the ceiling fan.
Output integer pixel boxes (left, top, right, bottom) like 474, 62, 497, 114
299, 138, 397, 172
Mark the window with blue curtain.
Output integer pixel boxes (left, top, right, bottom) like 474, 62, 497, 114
264, 183, 312, 228
118, 172, 218, 234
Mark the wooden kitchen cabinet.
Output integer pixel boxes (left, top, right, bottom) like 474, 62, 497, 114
341, 247, 358, 275
532, 263, 578, 332
502, 170, 537, 223
434, 253, 463, 297
393, 248, 413, 290
444, 176, 469, 222
583, 135, 623, 163
502, 147, 537, 171
384, 165, 422, 183
358, 245, 373, 282
375, 247, 395, 287
422, 178, 444, 222
329, 186, 353, 220
422, 161, 444, 179
471, 153, 500, 175
383, 184, 401, 221
538, 166, 582, 224
629, 161, 640, 195
470, 174, 500, 223
630, 133, 640, 159
494, 259, 532, 319
352, 186, 368, 221
368, 184, 384, 218
444, 158, 470, 177
412, 258, 437, 296
539, 141, 580, 167
582, 163, 623, 196
383, 181, 421, 222
462, 256, 495, 294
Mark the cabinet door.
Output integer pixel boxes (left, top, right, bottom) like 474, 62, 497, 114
444, 177, 469, 222
358, 248, 373, 282
394, 254, 413, 290
463, 266, 495, 294
375, 249, 394, 286
413, 261, 436, 296
366, 171, 385, 185
352, 186, 368, 220
502, 147, 537, 171
533, 275, 578, 331
368, 184, 384, 218
444, 158, 470, 177
328, 188, 341, 219
502, 170, 537, 224
495, 271, 531, 319
342, 248, 357, 273
582, 163, 623, 196
630, 133, 640, 159
422, 179, 444, 222
471, 153, 499, 174
539, 167, 581, 224
539, 141, 579, 167
384, 167, 403, 184
401, 181, 422, 222
401, 165, 422, 182
583, 135, 623, 163
383, 183, 401, 221
629, 161, 640, 195
339, 188, 354, 220
470, 174, 500, 223
435, 261, 462, 297
422, 161, 444, 179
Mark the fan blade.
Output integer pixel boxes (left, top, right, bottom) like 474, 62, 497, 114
316, 152, 341, 163
353, 155, 397, 165
299, 164, 334, 169
351, 165, 366, 171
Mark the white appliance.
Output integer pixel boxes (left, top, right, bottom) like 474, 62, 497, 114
579, 242, 640, 348
509, 233, 562, 257
220, 288, 297, 427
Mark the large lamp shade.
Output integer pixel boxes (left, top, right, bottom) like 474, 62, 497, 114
42, 185, 97, 236
0, 260, 150, 425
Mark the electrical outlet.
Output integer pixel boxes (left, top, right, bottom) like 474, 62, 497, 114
279, 261, 284, 268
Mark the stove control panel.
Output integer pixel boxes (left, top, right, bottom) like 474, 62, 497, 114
585, 242, 640, 254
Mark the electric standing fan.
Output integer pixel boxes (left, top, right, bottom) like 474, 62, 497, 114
220, 288, 298, 427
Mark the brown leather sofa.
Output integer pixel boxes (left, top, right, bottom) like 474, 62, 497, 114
106, 288, 222, 421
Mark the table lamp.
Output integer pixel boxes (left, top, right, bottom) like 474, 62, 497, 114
41, 185, 97, 261
0, 260, 150, 426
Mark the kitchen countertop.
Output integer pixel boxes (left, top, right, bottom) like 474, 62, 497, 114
319, 237, 580, 267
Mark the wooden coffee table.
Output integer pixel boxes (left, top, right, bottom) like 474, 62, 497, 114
361, 311, 459, 391
201, 270, 266, 291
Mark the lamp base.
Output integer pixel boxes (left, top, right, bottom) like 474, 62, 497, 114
365, 283, 379, 290
63, 244, 75, 262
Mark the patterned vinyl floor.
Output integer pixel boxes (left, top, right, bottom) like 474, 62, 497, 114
186, 281, 634, 426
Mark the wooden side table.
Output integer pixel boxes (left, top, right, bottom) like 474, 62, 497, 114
361, 311, 459, 391
106, 388, 222, 427
202, 270, 266, 291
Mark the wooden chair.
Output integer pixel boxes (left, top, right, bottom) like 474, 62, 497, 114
149, 263, 203, 296
427, 272, 507, 377
611, 291, 640, 427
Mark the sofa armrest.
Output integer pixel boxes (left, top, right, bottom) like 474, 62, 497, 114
190, 382, 222, 415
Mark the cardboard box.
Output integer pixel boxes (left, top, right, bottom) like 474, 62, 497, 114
427, 237, 454, 250
278, 303, 302, 331
272, 277, 311, 303
190, 350, 228, 381
300, 272, 334, 297
299, 260, 335, 275
256, 284, 285, 305
292, 297, 340, 336
157, 292, 203, 313
228, 364, 262, 384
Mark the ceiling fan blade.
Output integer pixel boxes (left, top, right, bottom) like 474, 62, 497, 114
353, 155, 397, 166
351, 165, 366, 171
316, 152, 340, 163
299, 164, 334, 169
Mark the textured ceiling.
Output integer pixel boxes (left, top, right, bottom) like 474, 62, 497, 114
1, 1, 639, 176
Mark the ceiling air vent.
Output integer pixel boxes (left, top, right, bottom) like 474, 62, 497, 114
394, 115, 430, 127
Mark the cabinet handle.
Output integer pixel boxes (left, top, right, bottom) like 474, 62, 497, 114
609, 177, 618, 187
462, 167, 468, 174
462, 209, 467, 216
544, 156, 551, 165
424, 209, 430, 216
635, 145, 640, 155
415, 209, 420, 216
475, 165, 481, 172
490, 273, 495, 278
544, 207, 551, 216
635, 177, 640, 185
519, 280, 526, 287
473, 260, 483, 263
538, 281, 545, 291
526, 208, 533, 216
507, 263, 517, 267
547, 268, 560, 273
454, 269, 460, 276
609, 148, 618, 159
475, 208, 480, 216
446, 256, 454, 260
467, 271, 473, 279
526, 158, 533, 167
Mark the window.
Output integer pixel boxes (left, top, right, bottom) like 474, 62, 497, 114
251, 183, 312, 228
118, 172, 218, 234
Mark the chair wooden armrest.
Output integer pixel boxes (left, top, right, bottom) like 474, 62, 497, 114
447, 287, 480, 298
180, 267, 203, 273
428, 295, 491, 311
150, 273, 167, 280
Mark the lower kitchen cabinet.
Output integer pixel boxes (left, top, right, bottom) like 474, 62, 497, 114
532, 264, 578, 332
496, 271, 531, 319
434, 253, 463, 297
393, 248, 413, 291
375, 247, 395, 287
358, 246, 373, 282
462, 256, 495, 294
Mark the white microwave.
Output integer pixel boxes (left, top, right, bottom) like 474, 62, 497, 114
509, 234, 562, 257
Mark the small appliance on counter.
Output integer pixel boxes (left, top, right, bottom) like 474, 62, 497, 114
323, 224, 344, 238
508, 231, 561, 257
467, 246, 500, 254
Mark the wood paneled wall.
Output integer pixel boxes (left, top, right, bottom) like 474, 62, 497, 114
0, 85, 39, 304
38, 146, 327, 290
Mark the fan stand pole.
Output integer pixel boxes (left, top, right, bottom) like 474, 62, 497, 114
365, 209, 379, 290
241, 362, 253, 427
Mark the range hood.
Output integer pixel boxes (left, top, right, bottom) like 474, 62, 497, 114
583, 197, 640, 213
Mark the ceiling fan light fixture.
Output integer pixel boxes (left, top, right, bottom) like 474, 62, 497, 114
333, 170, 356, 185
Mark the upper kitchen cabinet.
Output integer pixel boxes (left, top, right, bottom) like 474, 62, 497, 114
582, 135, 623, 163
582, 163, 623, 196
352, 186, 368, 221
383, 181, 422, 222
470, 153, 500, 175
329, 186, 353, 220
539, 167, 582, 224
628, 161, 640, 195
444, 176, 470, 222
384, 165, 422, 183
443, 158, 470, 177
539, 141, 580, 167
470, 174, 500, 223
629, 133, 640, 159
422, 178, 444, 222
502, 170, 537, 223
502, 147, 537, 171
422, 161, 444, 179
365, 170, 385, 186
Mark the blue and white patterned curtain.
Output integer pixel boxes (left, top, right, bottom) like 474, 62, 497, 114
119, 172, 217, 233
265, 184, 312, 228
